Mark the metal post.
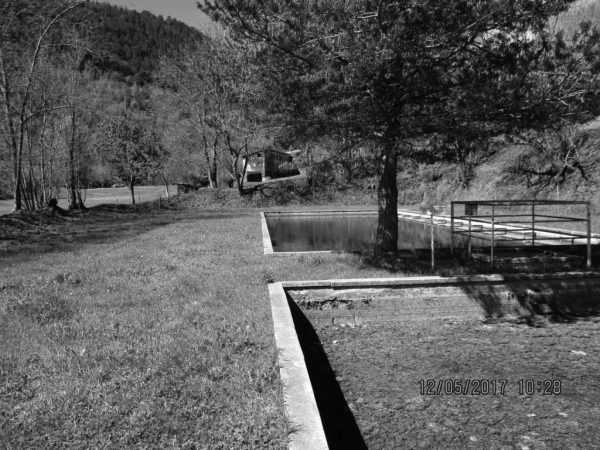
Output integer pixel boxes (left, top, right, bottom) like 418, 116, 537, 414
450, 202, 455, 255
587, 202, 592, 270
431, 212, 435, 270
531, 201, 536, 248
159, 193, 161, 210
491, 205, 495, 268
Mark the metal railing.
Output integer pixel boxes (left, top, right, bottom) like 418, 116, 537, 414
450, 200, 592, 269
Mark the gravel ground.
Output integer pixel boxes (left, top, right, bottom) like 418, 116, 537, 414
312, 317, 600, 449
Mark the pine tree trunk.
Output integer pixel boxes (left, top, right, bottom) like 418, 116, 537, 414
374, 140, 398, 255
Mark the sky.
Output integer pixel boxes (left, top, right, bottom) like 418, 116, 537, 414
100, 0, 214, 32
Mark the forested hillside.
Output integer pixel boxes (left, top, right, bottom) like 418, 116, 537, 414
3, 0, 600, 219
0, 0, 213, 206
65, 1, 206, 84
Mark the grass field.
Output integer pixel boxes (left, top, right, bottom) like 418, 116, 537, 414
1, 192, 598, 448
0, 186, 177, 216
0, 198, 401, 448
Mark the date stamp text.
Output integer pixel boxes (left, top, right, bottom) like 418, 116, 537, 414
418, 379, 562, 396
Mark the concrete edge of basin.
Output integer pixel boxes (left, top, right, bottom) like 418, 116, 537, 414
271, 271, 600, 447
268, 282, 329, 450
261, 209, 600, 255
260, 212, 346, 256
261, 212, 274, 255
261, 209, 433, 256
281, 272, 600, 289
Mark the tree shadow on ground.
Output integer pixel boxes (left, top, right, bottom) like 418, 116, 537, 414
0, 203, 250, 266
459, 277, 600, 326
288, 296, 367, 450
359, 245, 597, 276
359, 246, 600, 326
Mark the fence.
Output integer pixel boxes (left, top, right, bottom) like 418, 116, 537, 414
450, 200, 592, 269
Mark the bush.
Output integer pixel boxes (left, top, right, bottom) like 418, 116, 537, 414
349, 154, 379, 178
306, 159, 336, 190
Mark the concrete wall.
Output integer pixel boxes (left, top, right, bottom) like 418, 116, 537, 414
286, 275, 600, 326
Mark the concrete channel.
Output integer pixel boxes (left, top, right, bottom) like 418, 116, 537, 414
269, 273, 600, 449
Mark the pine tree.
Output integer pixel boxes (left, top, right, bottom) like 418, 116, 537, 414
201, 0, 600, 253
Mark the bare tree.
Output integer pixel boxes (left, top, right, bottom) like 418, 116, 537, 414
53, 32, 98, 209
160, 34, 266, 193
159, 40, 224, 188
0, 0, 85, 212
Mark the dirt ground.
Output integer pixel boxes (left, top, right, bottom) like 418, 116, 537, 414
310, 316, 600, 449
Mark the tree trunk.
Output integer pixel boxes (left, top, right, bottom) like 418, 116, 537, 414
18, 175, 31, 210
76, 190, 85, 209
161, 173, 170, 198
68, 153, 77, 208
238, 154, 249, 195
130, 179, 136, 205
9, 123, 23, 212
68, 107, 78, 209
1, 55, 21, 213
26, 126, 39, 208
232, 156, 243, 194
203, 134, 219, 188
209, 158, 218, 188
40, 111, 48, 206
211, 136, 219, 188
374, 140, 398, 255
227, 138, 244, 194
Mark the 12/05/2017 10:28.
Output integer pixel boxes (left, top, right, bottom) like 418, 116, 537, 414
419, 379, 562, 396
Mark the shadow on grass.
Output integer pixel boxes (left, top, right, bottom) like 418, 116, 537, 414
0, 203, 250, 265
288, 297, 367, 450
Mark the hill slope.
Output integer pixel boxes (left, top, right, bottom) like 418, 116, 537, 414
66, 1, 207, 84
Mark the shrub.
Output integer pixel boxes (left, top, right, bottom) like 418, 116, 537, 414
306, 159, 336, 190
